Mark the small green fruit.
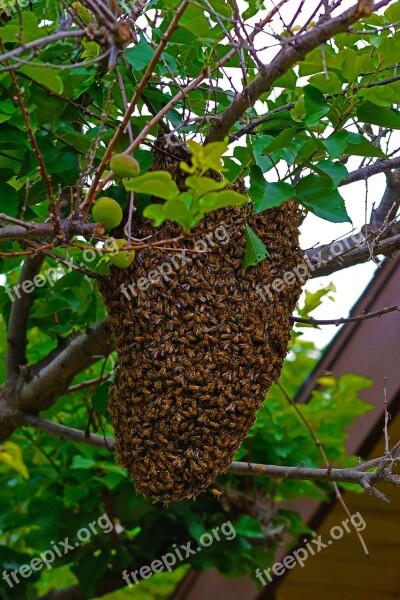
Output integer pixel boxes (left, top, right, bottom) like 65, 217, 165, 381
92, 197, 123, 230
109, 239, 135, 268
110, 153, 140, 178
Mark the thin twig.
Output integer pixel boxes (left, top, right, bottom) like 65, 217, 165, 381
292, 304, 400, 327
277, 382, 369, 555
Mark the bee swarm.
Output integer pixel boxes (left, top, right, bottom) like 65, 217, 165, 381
100, 192, 304, 502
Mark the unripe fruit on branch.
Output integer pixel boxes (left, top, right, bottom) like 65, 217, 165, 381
109, 239, 135, 268
110, 153, 140, 178
92, 197, 123, 230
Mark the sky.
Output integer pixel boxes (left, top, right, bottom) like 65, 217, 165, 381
298, 177, 381, 348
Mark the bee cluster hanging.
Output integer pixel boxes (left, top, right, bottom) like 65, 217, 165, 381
99, 166, 304, 503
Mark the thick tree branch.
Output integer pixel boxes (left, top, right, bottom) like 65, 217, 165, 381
308, 230, 400, 277
205, 2, 376, 143
0, 217, 102, 241
341, 157, 400, 187
6, 254, 45, 377
370, 169, 400, 228
17, 414, 114, 449
308, 167, 400, 276
16, 319, 112, 412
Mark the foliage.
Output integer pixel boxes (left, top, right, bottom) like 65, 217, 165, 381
125, 140, 247, 232
0, 0, 398, 597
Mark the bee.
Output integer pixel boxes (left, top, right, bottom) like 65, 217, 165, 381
131, 437, 144, 445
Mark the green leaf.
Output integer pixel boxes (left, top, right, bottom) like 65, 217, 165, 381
0, 99, 16, 124
299, 282, 336, 318
184, 138, 229, 174
125, 37, 155, 71
19, 64, 63, 93
180, 4, 211, 38
124, 171, 180, 200
143, 204, 167, 226
71, 456, 96, 470
323, 131, 349, 159
243, 223, 269, 266
385, 1, 400, 22
358, 81, 400, 107
357, 100, 400, 129
198, 189, 247, 213
63, 67, 96, 99
186, 175, 227, 196
304, 85, 330, 125
290, 96, 306, 122
308, 71, 343, 95
346, 132, 387, 158
234, 515, 265, 538
295, 175, 351, 223
251, 136, 275, 172
275, 69, 298, 90
81, 40, 100, 62
0, 442, 29, 479
164, 196, 192, 231
0, 183, 18, 217
311, 160, 348, 188
262, 127, 298, 154
0, 12, 43, 43
340, 49, 374, 81
91, 381, 111, 417
249, 165, 293, 213
261, 110, 297, 132
376, 35, 400, 69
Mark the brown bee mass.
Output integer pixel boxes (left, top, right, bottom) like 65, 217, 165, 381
99, 179, 304, 502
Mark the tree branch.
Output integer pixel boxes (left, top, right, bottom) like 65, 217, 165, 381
6, 254, 45, 377
341, 156, 400, 186
308, 230, 400, 277
205, 2, 376, 143
17, 414, 114, 449
0, 30, 86, 67
291, 303, 400, 327
229, 458, 400, 502
0, 217, 102, 241
17, 415, 400, 501
370, 169, 400, 228
16, 319, 112, 412
64, 373, 111, 395
84, 0, 190, 207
